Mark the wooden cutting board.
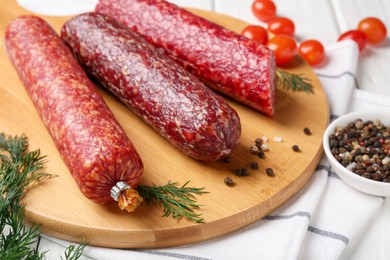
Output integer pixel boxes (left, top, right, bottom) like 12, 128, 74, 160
0, 0, 329, 248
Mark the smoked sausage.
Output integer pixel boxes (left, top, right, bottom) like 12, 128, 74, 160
5, 15, 143, 212
61, 12, 241, 161
96, 0, 276, 116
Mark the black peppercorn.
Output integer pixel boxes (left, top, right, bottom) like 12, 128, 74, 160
235, 168, 249, 176
250, 162, 259, 170
224, 177, 234, 187
303, 127, 312, 135
255, 138, 263, 148
242, 168, 249, 176
222, 156, 231, 163
265, 167, 275, 177
257, 150, 266, 158
292, 145, 300, 152
329, 118, 390, 183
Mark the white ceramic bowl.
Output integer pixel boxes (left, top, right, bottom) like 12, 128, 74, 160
323, 110, 390, 197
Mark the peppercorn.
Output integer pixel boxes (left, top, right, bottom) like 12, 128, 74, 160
250, 162, 259, 170
292, 145, 300, 152
257, 150, 266, 158
303, 127, 312, 135
371, 172, 383, 181
224, 177, 234, 187
265, 167, 275, 177
261, 143, 270, 151
250, 145, 260, 155
235, 168, 249, 176
255, 138, 263, 148
222, 156, 231, 163
355, 120, 364, 129
329, 118, 390, 183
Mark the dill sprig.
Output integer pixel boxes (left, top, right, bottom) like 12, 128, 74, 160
276, 70, 315, 94
137, 181, 208, 223
0, 133, 85, 259
0, 133, 50, 260
61, 243, 87, 260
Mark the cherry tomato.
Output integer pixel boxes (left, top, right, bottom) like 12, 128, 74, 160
338, 30, 367, 51
298, 39, 325, 66
267, 35, 297, 65
358, 17, 387, 44
241, 25, 269, 45
251, 0, 277, 22
267, 17, 295, 36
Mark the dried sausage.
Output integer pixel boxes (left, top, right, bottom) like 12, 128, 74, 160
95, 0, 276, 116
5, 15, 143, 212
61, 12, 241, 161
5, 15, 144, 211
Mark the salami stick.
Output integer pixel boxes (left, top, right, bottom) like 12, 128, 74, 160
95, 0, 276, 116
5, 15, 143, 212
61, 12, 241, 161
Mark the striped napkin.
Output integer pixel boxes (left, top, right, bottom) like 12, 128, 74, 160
39, 40, 390, 260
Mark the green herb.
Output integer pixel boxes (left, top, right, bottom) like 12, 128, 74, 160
137, 181, 208, 223
0, 133, 50, 260
276, 70, 315, 94
61, 244, 87, 260
0, 133, 85, 259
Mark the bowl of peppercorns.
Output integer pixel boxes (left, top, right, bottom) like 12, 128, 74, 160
323, 111, 390, 197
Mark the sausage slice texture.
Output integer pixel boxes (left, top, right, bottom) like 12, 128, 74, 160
5, 15, 143, 211
61, 12, 241, 161
96, 0, 276, 116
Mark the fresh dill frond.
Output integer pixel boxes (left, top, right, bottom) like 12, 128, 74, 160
1, 133, 85, 259
137, 181, 208, 223
0, 133, 50, 260
61, 243, 87, 260
276, 70, 315, 94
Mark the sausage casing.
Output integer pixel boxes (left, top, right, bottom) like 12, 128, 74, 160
5, 15, 143, 210
96, 0, 276, 116
61, 12, 241, 161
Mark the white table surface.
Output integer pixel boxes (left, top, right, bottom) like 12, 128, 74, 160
13, 0, 390, 259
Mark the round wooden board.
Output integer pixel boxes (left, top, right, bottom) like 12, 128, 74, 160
0, 1, 329, 249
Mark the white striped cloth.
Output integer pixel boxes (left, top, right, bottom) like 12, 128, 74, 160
39, 39, 390, 260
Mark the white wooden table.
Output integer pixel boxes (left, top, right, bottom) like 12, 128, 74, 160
14, 0, 390, 259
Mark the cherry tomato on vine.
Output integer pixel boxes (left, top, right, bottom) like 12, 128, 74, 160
267, 35, 297, 65
267, 17, 295, 36
251, 0, 277, 22
338, 30, 367, 51
358, 17, 387, 44
298, 40, 325, 66
241, 25, 269, 45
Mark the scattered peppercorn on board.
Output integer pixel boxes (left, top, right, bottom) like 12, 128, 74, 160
0, 0, 328, 248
